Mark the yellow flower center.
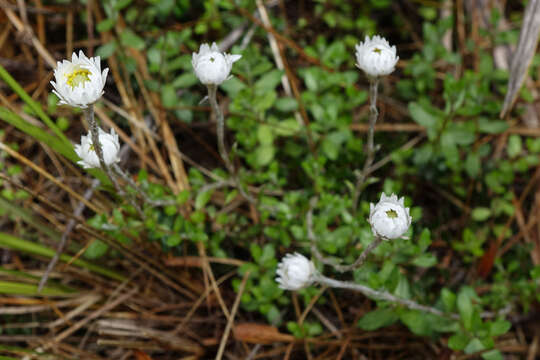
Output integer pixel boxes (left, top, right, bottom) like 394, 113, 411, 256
89, 144, 95, 152
66, 68, 91, 89
386, 209, 398, 218
373, 47, 382, 54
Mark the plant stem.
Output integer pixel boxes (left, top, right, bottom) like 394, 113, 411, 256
314, 273, 459, 319
85, 105, 119, 187
352, 78, 379, 212
207, 85, 256, 204
84, 105, 144, 217
333, 236, 383, 273
307, 197, 383, 272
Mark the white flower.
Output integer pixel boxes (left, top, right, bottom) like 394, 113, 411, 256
192, 42, 242, 85
74, 128, 120, 169
276, 253, 316, 291
355, 35, 399, 78
369, 193, 412, 240
51, 50, 109, 109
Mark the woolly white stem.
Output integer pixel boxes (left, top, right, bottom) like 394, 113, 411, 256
352, 78, 379, 212
207, 85, 257, 204
314, 273, 459, 319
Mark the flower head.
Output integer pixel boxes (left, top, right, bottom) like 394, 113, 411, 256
276, 253, 316, 291
192, 42, 242, 85
51, 50, 109, 109
355, 35, 398, 78
74, 128, 120, 169
369, 193, 412, 240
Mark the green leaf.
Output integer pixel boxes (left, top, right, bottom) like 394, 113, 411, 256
120, 29, 146, 50
255, 145, 275, 166
321, 130, 349, 160
255, 69, 283, 94
274, 119, 301, 136
161, 84, 177, 108
97, 18, 115, 32
457, 290, 473, 330
275, 97, 298, 112
489, 319, 511, 336
83, 240, 109, 259
394, 276, 411, 299
441, 288, 456, 312
418, 228, 431, 251
96, 41, 117, 59
464, 338, 486, 354
253, 91, 277, 112
172, 73, 198, 88
257, 125, 274, 145
465, 152, 481, 178
357, 308, 399, 330
195, 189, 213, 210
507, 134, 522, 158
166, 234, 182, 247
448, 332, 469, 350
114, 0, 133, 10
481, 349, 504, 360
412, 253, 437, 267
409, 102, 437, 128
477, 118, 509, 134
400, 311, 433, 336
471, 207, 491, 221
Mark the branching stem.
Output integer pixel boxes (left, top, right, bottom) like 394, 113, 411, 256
314, 273, 459, 319
307, 197, 383, 273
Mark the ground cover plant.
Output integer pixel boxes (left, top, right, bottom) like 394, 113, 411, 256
0, 0, 540, 359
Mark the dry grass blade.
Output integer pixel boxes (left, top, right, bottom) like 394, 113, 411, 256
500, 0, 540, 118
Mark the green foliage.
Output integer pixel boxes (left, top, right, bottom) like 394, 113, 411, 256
4, 0, 537, 357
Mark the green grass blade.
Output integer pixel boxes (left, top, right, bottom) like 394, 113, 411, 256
0, 107, 109, 184
0, 107, 75, 160
0, 267, 76, 293
0, 280, 75, 297
0, 345, 61, 359
0, 232, 126, 282
0, 196, 61, 241
0, 63, 70, 146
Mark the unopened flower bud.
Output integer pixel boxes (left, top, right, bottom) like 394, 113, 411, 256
355, 35, 398, 78
276, 253, 316, 291
369, 193, 412, 240
192, 42, 242, 86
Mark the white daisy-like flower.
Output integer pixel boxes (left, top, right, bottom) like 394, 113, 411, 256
192, 42, 242, 85
50, 50, 109, 109
276, 253, 316, 291
74, 128, 120, 169
355, 35, 399, 78
369, 193, 412, 240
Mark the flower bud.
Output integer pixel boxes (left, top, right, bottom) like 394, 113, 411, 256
355, 35, 398, 78
75, 128, 120, 169
51, 50, 108, 109
369, 193, 412, 240
276, 253, 315, 291
192, 42, 242, 86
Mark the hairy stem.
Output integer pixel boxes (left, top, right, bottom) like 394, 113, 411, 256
352, 78, 379, 212
207, 85, 256, 204
84, 105, 144, 217
314, 274, 459, 319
